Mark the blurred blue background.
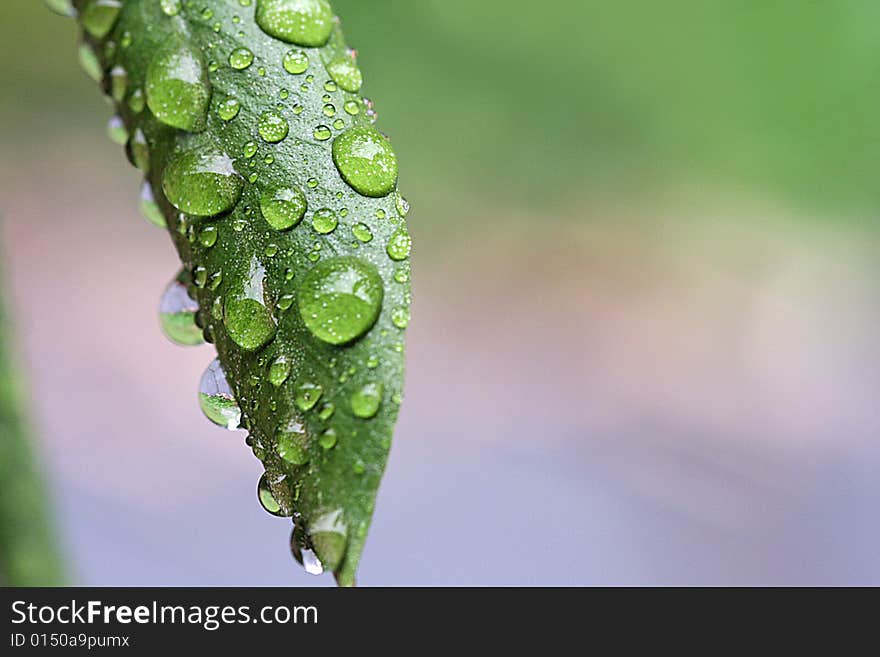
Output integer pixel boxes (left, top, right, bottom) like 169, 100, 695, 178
0, 0, 878, 585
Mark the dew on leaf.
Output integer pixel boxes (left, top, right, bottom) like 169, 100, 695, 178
386, 229, 411, 261
277, 419, 310, 465
295, 381, 323, 411
199, 359, 242, 430
224, 256, 278, 351
269, 355, 292, 386
311, 208, 337, 234
326, 57, 362, 93
159, 273, 204, 346
146, 42, 212, 132
218, 97, 241, 121
256, 0, 334, 47
162, 150, 243, 217
258, 110, 289, 143
352, 223, 372, 243
332, 127, 399, 198
229, 47, 255, 70
260, 186, 307, 231
351, 382, 383, 419
282, 49, 309, 74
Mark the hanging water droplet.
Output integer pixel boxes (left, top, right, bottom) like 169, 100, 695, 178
108, 65, 127, 102
106, 115, 128, 145
139, 182, 166, 228
260, 186, 306, 231
295, 381, 323, 411
395, 193, 410, 218
81, 0, 122, 39
162, 150, 243, 217
308, 509, 348, 572
298, 257, 384, 345
282, 49, 309, 74
128, 88, 145, 113
44, 0, 76, 18
256, 0, 334, 47
78, 43, 103, 83
290, 526, 324, 575
218, 97, 241, 121
332, 127, 398, 198
268, 355, 292, 387
224, 256, 277, 351
199, 359, 242, 430
160, 0, 181, 16
326, 57, 363, 93
311, 208, 337, 234
351, 382, 383, 419
159, 272, 204, 346
386, 229, 411, 261
258, 110, 289, 143
146, 41, 212, 132
126, 128, 150, 171
257, 473, 289, 517
276, 418, 310, 465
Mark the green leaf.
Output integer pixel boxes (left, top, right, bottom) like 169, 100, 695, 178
67, 0, 411, 586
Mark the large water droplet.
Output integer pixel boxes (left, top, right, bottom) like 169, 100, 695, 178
81, 0, 121, 39
139, 182, 166, 228
228, 47, 255, 70
255, 0, 334, 47
162, 150, 243, 217
159, 272, 204, 346
332, 127, 398, 198
257, 473, 289, 517
311, 208, 337, 234
199, 359, 242, 430
260, 187, 306, 231
297, 256, 384, 345
327, 57, 362, 93
351, 382, 383, 419
146, 42, 212, 132
276, 418, 309, 465
224, 256, 277, 351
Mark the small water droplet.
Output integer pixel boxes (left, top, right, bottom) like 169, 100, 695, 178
199, 359, 242, 430
126, 128, 150, 171
243, 141, 258, 158
260, 186, 306, 231
318, 402, 335, 421
311, 208, 337, 234
352, 222, 372, 243
351, 382, 383, 419
318, 428, 337, 449
78, 43, 103, 83
298, 257, 384, 345
392, 305, 410, 329
106, 115, 128, 145
332, 127, 398, 198
159, 272, 204, 346
326, 56, 362, 92
44, 0, 76, 18
282, 49, 309, 75
257, 473, 289, 517
228, 47, 254, 70
276, 418, 309, 465
258, 110, 289, 143
128, 88, 145, 113
295, 381, 323, 411
268, 355, 292, 387
386, 229, 411, 261
218, 97, 241, 121
199, 225, 218, 248
313, 124, 332, 141
224, 256, 277, 351
256, 0, 334, 47
109, 65, 127, 102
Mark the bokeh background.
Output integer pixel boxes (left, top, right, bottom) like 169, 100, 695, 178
1, 0, 879, 585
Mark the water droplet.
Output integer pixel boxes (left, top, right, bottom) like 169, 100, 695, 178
313, 124, 332, 141
295, 382, 322, 411
332, 118, 345, 130
318, 428, 337, 449
290, 526, 324, 575
243, 141, 258, 158
109, 65, 127, 102
126, 129, 150, 171
260, 187, 306, 231
257, 473, 289, 516
277, 419, 309, 465
258, 110, 289, 143
298, 256, 384, 345
332, 127, 398, 198
224, 256, 277, 351
162, 150, 243, 217
309, 509, 348, 571
352, 223, 372, 243
81, 0, 122, 39
393, 266, 410, 284
128, 88, 145, 113
199, 359, 242, 430
199, 225, 218, 248
277, 293, 295, 310
343, 100, 360, 116
306, 177, 319, 189
268, 355, 291, 387
326, 57, 362, 93
323, 80, 337, 93
310, 208, 337, 234
106, 115, 128, 145
159, 273, 204, 346
139, 182, 166, 228
386, 229, 411, 261
44, 0, 75, 17
318, 402, 335, 421
78, 43, 103, 83
160, 0, 181, 16
146, 42, 212, 132
352, 461, 366, 475
322, 104, 336, 118
218, 97, 241, 121
282, 49, 309, 74
256, 0, 334, 47
392, 305, 410, 329
351, 382, 383, 419
395, 193, 411, 218
228, 47, 254, 70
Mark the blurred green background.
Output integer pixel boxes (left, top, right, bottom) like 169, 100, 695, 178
0, 1, 878, 585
